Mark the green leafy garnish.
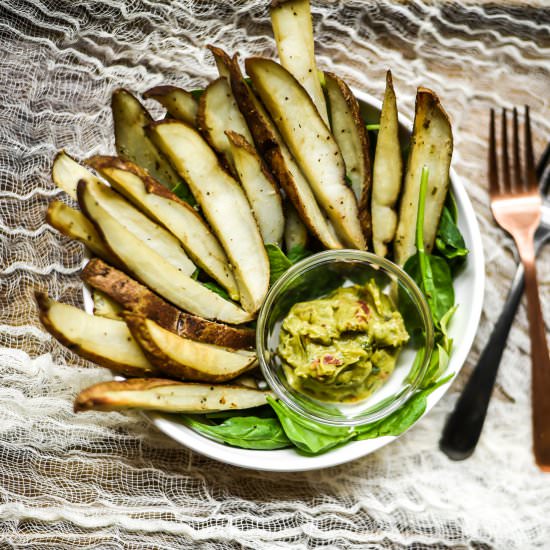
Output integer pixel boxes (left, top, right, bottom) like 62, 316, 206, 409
404, 166, 455, 326
202, 281, 231, 301
182, 414, 291, 450
356, 375, 452, 440
267, 397, 355, 454
366, 123, 380, 131
266, 244, 292, 286
171, 180, 196, 205
435, 207, 469, 262
286, 244, 311, 264
266, 244, 312, 286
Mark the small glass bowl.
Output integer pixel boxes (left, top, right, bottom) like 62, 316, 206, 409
256, 250, 434, 427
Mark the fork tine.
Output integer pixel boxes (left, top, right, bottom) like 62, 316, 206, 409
524, 105, 538, 191
501, 108, 511, 192
512, 107, 523, 189
488, 108, 499, 197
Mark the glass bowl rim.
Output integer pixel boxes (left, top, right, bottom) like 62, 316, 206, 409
256, 249, 435, 427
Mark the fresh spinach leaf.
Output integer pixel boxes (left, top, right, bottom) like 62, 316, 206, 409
403, 166, 455, 326
266, 244, 292, 286
356, 374, 452, 440
286, 244, 311, 264
266, 244, 312, 286
182, 414, 291, 450
366, 123, 380, 131
202, 281, 231, 301
171, 180, 196, 205
404, 253, 454, 326
435, 207, 468, 261
267, 396, 355, 455
445, 189, 459, 223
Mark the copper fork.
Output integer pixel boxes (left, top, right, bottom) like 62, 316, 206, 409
489, 106, 550, 471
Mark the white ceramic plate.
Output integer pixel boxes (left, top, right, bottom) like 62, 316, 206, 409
83, 90, 485, 472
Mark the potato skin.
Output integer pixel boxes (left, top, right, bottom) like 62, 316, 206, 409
74, 378, 184, 412
74, 378, 269, 413
35, 292, 158, 377
124, 313, 256, 383
394, 87, 453, 265
325, 72, 372, 245
229, 56, 342, 249
81, 259, 255, 350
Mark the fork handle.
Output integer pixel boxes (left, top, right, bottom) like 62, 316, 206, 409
439, 264, 525, 459
521, 245, 550, 471
440, 232, 550, 460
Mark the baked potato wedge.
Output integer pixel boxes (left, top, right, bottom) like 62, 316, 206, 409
87, 156, 239, 300
81, 259, 255, 349
225, 130, 284, 245
197, 77, 254, 172
36, 292, 157, 377
79, 177, 196, 277
92, 289, 123, 320
74, 378, 271, 413
143, 85, 198, 126
78, 179, 253, 324
46, 200, 119, 265
325, 72, 372, 242
51, 150, 100, 200
207, 44, 232, 80
246, 58, 365, 249
394, 87, 453, 265
148, 120, 269, 314
284, 200, 308, 251
124, 313, 257, 382
229, 56, 342, 249
112, 88, 192, 202
371, 71, 402, 258
270, 0, 328, 124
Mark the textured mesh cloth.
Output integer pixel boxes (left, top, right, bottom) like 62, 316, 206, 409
1, 1, 550, 548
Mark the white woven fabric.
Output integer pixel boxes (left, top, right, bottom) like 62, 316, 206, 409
1, 1, 550, 548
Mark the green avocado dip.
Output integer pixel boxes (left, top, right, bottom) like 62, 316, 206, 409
277, 280, 409, 403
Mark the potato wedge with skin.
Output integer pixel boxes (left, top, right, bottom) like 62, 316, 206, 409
197, 77, 254, 172
87, 156, 239, 300
148, 120, 269, 314
143, 85, 198, 126
246, 58, 365, 250
229, 57, 342, 249
284, 200, 308, 251
46, 201, 120, 266
124, 313, 257, 382
92, 289, 123, 320
51, 150, 100, 200
394, 87, 453, 265
371, 71, 402, 258
36, 292, 157, 377
325, 72, 372, 242
78, 179, 253, 324
81, 178, 196, 277
207, 44, 232, 80
225, 130, 284, 245
74, 378, 271, 413
112, 88, 193, 202
81, 259, 255, 349
270, 0, 329, 124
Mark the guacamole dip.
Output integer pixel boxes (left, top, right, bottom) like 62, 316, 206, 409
277, 280, 409, 402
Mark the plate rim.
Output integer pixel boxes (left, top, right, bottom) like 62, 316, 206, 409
83, 89, 485, 472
